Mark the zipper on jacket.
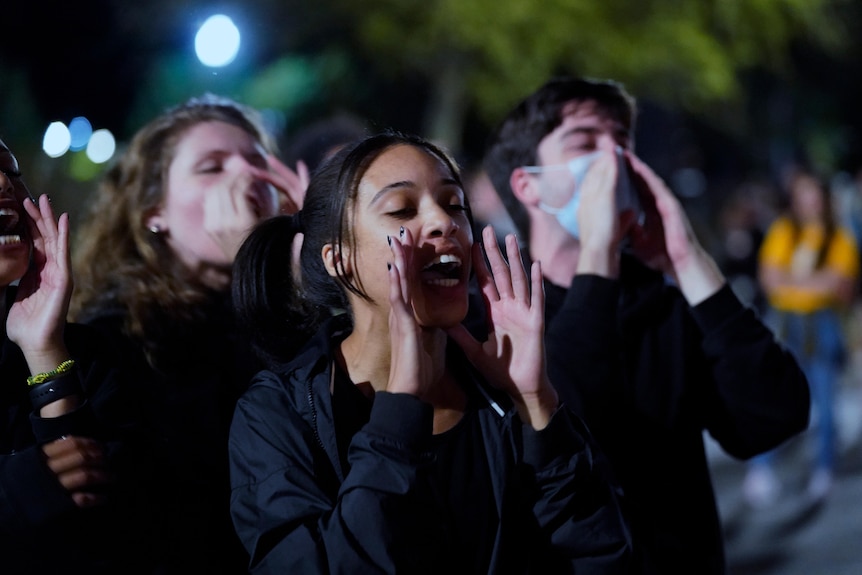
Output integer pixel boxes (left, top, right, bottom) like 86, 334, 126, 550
307, 377, 325, 453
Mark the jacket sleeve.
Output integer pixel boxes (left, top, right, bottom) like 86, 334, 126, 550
0, 326, 154, 573
545, 274, 623, 439
0, 328, 126, 532
692, 284, 811, 458
0, 445, 79, 529
230, 373, 437, 575
521, 405, 632, 573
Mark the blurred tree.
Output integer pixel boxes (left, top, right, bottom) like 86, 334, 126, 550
335, 0, 851, 155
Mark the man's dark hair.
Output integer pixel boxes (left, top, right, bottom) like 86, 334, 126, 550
483, 77, 636, 239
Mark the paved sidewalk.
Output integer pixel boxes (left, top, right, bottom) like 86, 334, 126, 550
708, 386, 862, 575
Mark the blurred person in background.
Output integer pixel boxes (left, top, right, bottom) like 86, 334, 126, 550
282, 112, 370, 176
482, 75, 810, 574
712, 180, 778, 316
280, 112, 369, 273
1, 136, 145, 574
67, 95, 306, 574
743, 167, 859, 507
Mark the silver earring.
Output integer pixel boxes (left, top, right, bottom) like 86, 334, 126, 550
149, 225, 160, 234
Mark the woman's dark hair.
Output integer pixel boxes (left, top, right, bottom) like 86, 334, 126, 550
233, 130, 470, 367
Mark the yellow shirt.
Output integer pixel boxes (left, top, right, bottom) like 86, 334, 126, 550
759, 216, 860, 313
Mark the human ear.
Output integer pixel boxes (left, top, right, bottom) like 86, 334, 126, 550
322, 242, 352, 278
510, 167, 541, 207
144, 208, 167, 234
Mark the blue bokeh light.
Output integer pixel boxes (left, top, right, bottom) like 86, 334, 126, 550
68, 116, 93, 151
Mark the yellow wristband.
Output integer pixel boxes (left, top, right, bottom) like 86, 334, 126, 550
26, 359, 76, 387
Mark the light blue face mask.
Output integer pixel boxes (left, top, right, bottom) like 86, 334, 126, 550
522, 148, 640, 239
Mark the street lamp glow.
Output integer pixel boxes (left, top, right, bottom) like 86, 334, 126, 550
42, 121, 71, 158
86, 129, 116, 164
195, 15, 240, 67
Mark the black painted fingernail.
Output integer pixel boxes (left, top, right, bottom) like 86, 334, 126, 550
387, 263, 391, 270
387, 235, 391, 245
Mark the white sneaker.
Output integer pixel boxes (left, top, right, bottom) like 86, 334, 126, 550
807, 468, 833, 501
743, 466, 781, 508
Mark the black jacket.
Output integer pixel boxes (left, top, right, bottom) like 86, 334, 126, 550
544, 252, 810, 574
229, 315, 633, 574
1, 310, 147, 575
79, 293, 260, 575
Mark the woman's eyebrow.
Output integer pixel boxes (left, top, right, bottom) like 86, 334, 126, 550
370, 176, 461, 205
370, 180, 413, 205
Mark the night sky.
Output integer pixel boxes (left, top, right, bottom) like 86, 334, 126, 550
3, 1, 145, 134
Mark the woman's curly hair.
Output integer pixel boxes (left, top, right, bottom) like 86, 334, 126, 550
69, 94, 277, 371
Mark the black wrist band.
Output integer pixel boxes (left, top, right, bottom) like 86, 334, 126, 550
28, 373, 83, 412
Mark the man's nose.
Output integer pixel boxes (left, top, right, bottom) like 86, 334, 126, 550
596, 133, 617, 152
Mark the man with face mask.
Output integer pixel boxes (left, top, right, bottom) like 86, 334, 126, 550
521, 146, 641, 240
480, 76, 811, 574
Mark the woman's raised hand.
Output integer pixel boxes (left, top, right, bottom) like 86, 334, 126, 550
7, 194, 72, 372
446, 226, 558, 429
207, 155, 308, 263
263, 155, 308, 215
386, 226, 434, 398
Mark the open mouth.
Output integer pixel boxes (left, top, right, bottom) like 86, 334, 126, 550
0, 207, 23, 245
421, 253, 463, 287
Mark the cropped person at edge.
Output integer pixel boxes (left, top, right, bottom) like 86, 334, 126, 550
1, 136, 146, 574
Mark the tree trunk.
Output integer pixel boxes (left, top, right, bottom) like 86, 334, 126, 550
422, 57, 468, 159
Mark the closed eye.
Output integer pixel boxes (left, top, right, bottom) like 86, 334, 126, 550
386, 208, 416, 219
563, 143, 597, 155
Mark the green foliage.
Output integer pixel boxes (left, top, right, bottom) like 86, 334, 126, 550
68, 150, 106, 182
124, 52, 249, 134
127, 50, 352, 144
241, 56, 321, 110
337, 0, 848, 130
